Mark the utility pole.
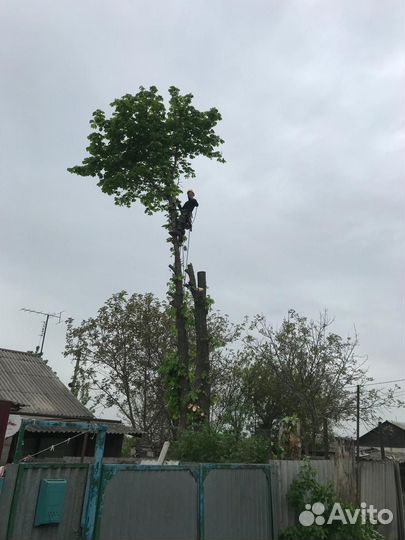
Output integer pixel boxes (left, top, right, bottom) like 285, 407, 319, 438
378, 421, 386, 460
21, 308, 62, 355
356, 385, 360, 460
356, 384, 361, 505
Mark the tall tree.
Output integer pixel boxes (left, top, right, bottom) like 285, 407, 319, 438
64, 291, 241, 446
242, 310, 404, 452
68, 86, 224, 430
65, 292, 174, 445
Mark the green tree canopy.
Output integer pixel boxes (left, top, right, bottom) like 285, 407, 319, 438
68, 86, 224, 213
64, 291, 242, 447
65, 292, 174, 444
240, 310, 404, 452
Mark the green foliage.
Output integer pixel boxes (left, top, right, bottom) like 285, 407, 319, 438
68, 86, 224, 213
64, 291, 174, 443
65, 290, 244, 446
68, 86, 225, 435
280, 461, 383, 540
121, 435, 137, 458
159, 350, 184, 421
232, 435, 274, 463
286, 459, 336, 513
72, 378, 96, 413
170, 425, 273, 463
242, 310, 404, 452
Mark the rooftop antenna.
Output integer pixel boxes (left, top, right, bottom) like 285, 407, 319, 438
20, 308, 63, 355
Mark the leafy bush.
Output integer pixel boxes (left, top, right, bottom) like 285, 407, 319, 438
280, 460, 383, 540
169, 426, 273, 463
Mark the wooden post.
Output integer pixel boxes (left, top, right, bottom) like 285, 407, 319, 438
13, 420, 27, 463
356, 385, 361, 505
80, 432, 89, 463
378, 422, 385, 460
356, 385, 360, 460
157, 441, 170, 465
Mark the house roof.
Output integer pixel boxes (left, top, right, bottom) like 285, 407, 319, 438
389, 421, 405, 431
359, 420, 405, 437
0, 348, 93, 420
24, 417, 140, 436
359, 420, 405, 449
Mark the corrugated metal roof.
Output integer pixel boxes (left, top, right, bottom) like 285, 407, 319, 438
0, 348, 93, 419
25, 418, 140, 436
24, 417, 139, 435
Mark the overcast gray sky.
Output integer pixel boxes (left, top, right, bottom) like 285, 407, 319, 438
1, 0, 404, 430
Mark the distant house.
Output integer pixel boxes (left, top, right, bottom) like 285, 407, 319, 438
0, 348, 139, 464
359, 421, 405, 458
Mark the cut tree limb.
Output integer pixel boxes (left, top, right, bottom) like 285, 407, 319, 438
186, 264, 210, 421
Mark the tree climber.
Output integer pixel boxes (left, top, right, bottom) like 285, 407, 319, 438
170, 190, 199, 241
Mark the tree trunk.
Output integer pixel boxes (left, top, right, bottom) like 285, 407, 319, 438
168, 202, 190, 432
186, 264, 210, 421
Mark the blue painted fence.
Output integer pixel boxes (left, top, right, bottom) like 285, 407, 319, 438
95, 463, 275, 540
0, 420, 401, 540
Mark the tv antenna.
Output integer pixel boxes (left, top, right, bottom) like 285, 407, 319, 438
20, 308, 63, 355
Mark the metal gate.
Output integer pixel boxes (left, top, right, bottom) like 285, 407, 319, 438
95, 464, 275, 540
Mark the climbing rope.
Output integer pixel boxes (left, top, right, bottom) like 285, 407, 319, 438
181, 207, 198, 283
184, 231, 191, 270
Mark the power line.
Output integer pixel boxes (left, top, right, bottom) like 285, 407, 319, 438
363, 378, 405, 387
347, 378, 405, 389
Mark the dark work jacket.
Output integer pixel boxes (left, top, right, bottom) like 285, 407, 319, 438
181, 199, 198, 214
181, 198, 199, 213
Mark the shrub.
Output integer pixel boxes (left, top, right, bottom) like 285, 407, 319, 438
170, 426, 273, 463
280, 460, 383, 540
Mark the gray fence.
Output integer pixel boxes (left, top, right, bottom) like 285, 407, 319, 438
203, 467, 272, 540
0, 459, 403, 540
96, 464, 275, 540
0, 464, 88, 540
360, 461, 402, 540
271, 459, 335, 532
97, 466, 198, 540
